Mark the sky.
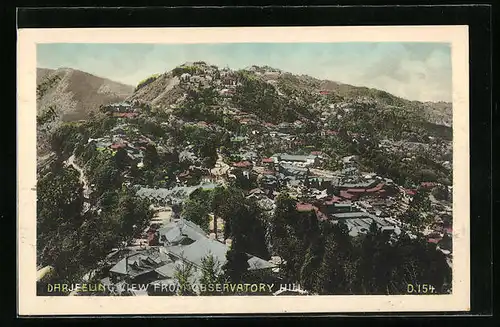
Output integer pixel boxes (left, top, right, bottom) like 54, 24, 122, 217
37, 42, 452, 102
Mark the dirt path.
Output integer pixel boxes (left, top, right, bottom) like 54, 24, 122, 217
67, 154, 91, 199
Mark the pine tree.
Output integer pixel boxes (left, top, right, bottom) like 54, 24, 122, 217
174, 259, 196, 296
222, 239, 249, 284
200, 253, 223, 295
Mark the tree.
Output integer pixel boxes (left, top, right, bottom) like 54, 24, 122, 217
37, 165, 84, 272
222, 239, 249, 284
213, 186, 270, 260
299, 238, 323, 291
182, 197, 211, 232
233, 199, 271, 260
143, 144, 159, 168
212, 187, 246, 239
356, 221, 392, 294
50, 122, 85, 158
404, 188, 433, 233
199, 254, 224, 295
387, 234, 451, 294
315, 221, 354, 294
114, 148, 130, 170
114, 189, 154, 243
90, 157, 121, 196
269, 193, 290, 255
174, 260, 196, 296
270, 192, 301, 279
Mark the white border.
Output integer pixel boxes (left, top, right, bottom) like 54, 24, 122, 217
17, 26, 470, 315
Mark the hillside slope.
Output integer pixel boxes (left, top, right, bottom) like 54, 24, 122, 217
127, 62, 452, 136
37, 67, 134, 121
36, 67, 134, 155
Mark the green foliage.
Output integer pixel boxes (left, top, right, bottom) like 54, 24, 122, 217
37, 75, 61, 99
37, 158, 153, 284
199, 254, 224, 295
182, 190, 213, 232
270, 194, 451, 295
172, 65, 203, 77
402, 189, 433, 234
229, 168, 258, 191
174, 261, 196, 295
135, 117, 167, 139
232, 71, 305, 123
143, 143, 159, 169
37, 105, 58, 126
180, 126, 228, 168
135, 74, 160, 91
50, 122, 88, 157
356, 140, 452, 187
211, 186, 270, 260
222, 238, 249, 284
37, 165, 84, 266
86, 151, 122, 196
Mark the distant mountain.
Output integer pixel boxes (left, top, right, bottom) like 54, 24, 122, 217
36, 67, 134, 155
37, 67, 134, 121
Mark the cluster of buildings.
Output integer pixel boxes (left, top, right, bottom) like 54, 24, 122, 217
102, 101, 140, 118
87, 122, 153, 167
95, 218, 276, 296
82, 64, 454, 295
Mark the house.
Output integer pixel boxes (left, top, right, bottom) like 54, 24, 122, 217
113, 112, 139, 118
248, 188, 266, 197
259, 174, 279, 189
180, 72, 191, 81
232, 161, 253, 169
158, 219, 209, 246
328, 202, 355, 214
323, 129, 339, 136
230, 136, 248, 143
136, 183, 218, 206
263, 122, 276, 128
404, 189, 417, 196
339, 179, 378, 190
262, 157, 274, 166
108, 249, 171, 284
340, 190, 358, 200
296, 202, 316, 212
240, 151, 258, 161
420, 182, 436, 189
109, 101, 134, 113
331, 212, 400, 237
167, 236, 275, 273
271, 153, 319, 167
110, 142, 127, 150
219, 88, 234, 96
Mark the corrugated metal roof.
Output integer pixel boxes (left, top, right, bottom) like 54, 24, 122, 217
155, 262, 177, 279
168, 237, 229, 267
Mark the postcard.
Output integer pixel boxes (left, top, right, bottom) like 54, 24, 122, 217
17, 26, 470, 315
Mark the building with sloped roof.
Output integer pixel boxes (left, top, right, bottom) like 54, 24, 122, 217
330, 211, 400, 237
158, 219, 209, 246
136, 183, 219, 206
166, 237, 275, 272
108, 250, 172, 283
